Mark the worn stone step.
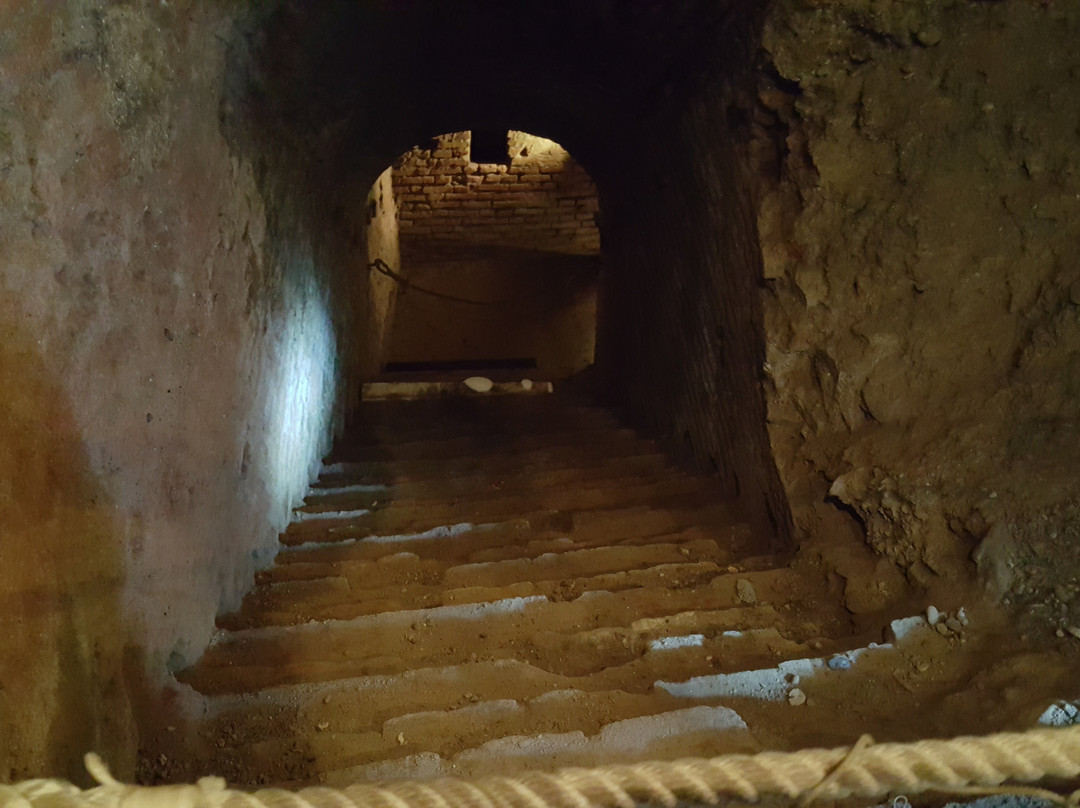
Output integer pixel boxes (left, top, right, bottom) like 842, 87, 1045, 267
237, 543, 781, 628
349, 397, 615, 427
338, 406, 622, 448
281, 497, 740, 550
297, 472, 705, 518
200, 660, 583, 746
221, 556, 732, 630
182, 568, 800, 693
314, 441, 665, 487
208, 694, 753, 785
302, 457, 677, 510
268, 516, 568, 572
261, 521, 752, 588
197, 615, 823, 754
221, 553, 768, 635
185, 601, 796, 698
285, 476, 714, 540
323, 428, 646, 466
193, 601, 861, 784
442, 539, 725, 589
321, 704, 759, 784
251, 535, 733, 602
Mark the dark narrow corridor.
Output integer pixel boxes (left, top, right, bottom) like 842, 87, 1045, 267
224, 0, 792, 547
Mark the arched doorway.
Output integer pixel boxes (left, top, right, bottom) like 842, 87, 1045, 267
363, 129, 601, 381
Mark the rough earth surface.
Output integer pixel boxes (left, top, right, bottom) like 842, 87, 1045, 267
754, 0, 1080, 632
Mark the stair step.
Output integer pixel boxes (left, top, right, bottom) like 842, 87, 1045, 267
184, 600, 803, 698
296, 473, 706, 519
190, 611, 862, 788
324, 704, 755, 783
339, 407, 622, 448
182, 568, 800, 693
314, 443, 665, 487
323, 428, 646, 465
217, 698, 754, 785
197, 616, 824, 752
285, 477, 715, 540
255, 535, 733, 598
260, 523, 752, 587
280, 499, 740, 550
301, 458, 677, 509
443, 539, 725, 588
222, 557, 731, 630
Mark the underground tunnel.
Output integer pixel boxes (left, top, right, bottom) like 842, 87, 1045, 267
2, 0, 1080, 793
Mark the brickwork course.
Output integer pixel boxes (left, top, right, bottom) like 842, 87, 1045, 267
392, 131, 600, 255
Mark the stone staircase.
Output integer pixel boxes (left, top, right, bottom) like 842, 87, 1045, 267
174, 393, 859, 787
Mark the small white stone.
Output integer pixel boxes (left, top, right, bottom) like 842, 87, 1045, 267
464, 376, 494, 393
926, 605, 940, 625
788, 688, 807, 706
1067, 626, 1080, 641
956, 607, 969, 626
736, 579, 758, 604
520, 379, 534, 390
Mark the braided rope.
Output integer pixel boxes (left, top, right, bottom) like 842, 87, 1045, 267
2, 726, 1079, 808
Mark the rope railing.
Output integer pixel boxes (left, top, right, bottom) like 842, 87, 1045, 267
2, 726, 1079, 808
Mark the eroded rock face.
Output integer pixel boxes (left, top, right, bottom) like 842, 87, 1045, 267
755, 1, 1080, 602
0, 3, 362, 780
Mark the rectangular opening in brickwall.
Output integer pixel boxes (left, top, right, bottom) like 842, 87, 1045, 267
469, 129, 510, 165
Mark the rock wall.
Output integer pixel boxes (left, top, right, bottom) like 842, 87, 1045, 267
0, 2, 361, 780
393, 131, 600, 255
754, 1, 1080, 607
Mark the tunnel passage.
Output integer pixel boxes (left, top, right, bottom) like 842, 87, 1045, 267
366, 130, 601, 380
9, 0, 1080, 784
225, 0, 788, 546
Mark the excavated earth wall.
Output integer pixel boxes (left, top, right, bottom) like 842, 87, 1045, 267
755, 0, 1080, 613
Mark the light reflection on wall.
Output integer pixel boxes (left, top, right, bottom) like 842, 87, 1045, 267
262, 262, 338, 534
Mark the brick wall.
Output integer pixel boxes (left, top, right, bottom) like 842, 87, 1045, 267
392, 131, 600, 255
